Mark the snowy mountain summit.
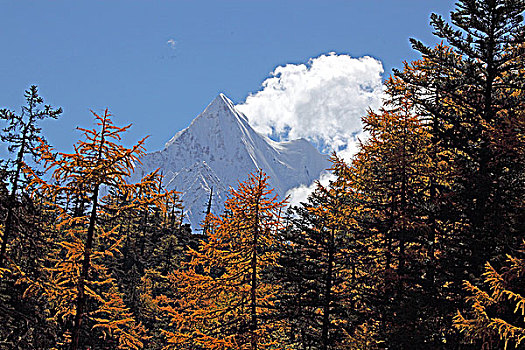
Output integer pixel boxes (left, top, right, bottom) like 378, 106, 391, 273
132, 93, 329, 229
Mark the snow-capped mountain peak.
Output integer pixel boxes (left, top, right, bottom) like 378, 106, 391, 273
165, 93, 247, 149
133, 93, 329, 229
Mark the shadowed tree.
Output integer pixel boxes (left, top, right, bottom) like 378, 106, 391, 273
397, 0, 525, 276
391, 0, 525, 346
0, 85, 62, 266
275, 156, 380, 350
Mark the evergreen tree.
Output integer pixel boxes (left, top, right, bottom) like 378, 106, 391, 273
0, 85, 62, 266
275, 156, 379, 350
397, 0, 525, 276
0, 86, 62, 348
391, 0, 525, 345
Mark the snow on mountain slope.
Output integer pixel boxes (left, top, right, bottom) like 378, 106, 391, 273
132, 93, 329, 229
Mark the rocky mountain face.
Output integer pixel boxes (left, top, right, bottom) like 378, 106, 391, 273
131, 93, 329, 229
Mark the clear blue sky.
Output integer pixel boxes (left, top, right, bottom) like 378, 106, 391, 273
0, 0, 455, 152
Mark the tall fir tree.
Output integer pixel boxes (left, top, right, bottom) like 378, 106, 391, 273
0, 86, 62, 348
391, 0, 525, 346
275, 156, 380, 350
0, 85, 62, 266
397, 0, 525, 275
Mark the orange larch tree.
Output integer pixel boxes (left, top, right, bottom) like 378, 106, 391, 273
454, 240, 525, 349
161, 170, 286, 349
24, 109, 173, 349
350, 85, 448, 347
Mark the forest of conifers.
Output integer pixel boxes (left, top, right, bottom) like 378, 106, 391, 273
1, 1, 524, 349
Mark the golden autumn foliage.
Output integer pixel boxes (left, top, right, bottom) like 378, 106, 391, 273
161, 171, 286, 350
22, 110, 177, 349
276, 155, 383, 349
1, 2, 523, 349
348, 81, 458, 346
454, 241, 525, 349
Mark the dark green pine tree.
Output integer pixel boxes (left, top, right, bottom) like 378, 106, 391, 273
404, 0, 524, 269
0, 87, 62, 349
108, 172, 195, 349
274, 157, 375, 350
0, 85, 62, 266
395, 0, 525, 346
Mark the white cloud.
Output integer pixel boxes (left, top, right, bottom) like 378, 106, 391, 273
285, 171, 336, 208
237, 53, 384, 163
166, 39, 177, 49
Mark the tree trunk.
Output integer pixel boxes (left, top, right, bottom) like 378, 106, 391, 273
71, 184, 99, 350
321, 228, 335, 350
0, 122, 29, 267
250, 176, 261, 350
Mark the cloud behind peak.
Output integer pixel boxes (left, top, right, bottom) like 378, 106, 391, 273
237, 53, 384, 160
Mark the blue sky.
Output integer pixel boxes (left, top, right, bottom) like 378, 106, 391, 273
0, 1, 455, 153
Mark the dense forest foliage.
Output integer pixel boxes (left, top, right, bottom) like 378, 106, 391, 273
1, 0, 524, 349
